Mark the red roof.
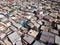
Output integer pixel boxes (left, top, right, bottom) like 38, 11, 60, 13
0, 0, 2, 1
8, 0, 14, 2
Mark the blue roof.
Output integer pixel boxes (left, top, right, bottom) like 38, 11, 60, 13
20, 20, 27, 26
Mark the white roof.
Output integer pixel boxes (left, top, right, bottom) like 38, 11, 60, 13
8, 32, 21, 43
33, 41, 41, 45
57, 24, 60, 30
0, 15, 5, 18
55, 35, 60, 45
23, 35, 34, 44
16, 41, 22, 45
9, 26, 17, 31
